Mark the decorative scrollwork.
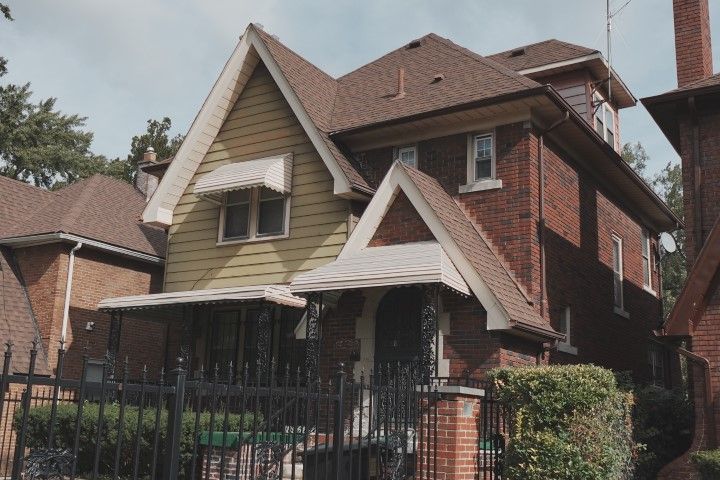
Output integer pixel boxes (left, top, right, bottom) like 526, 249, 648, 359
420, 284, 439, 382
255, 441, 285, 480
24, 448, 74, 480
256, 304, 274, 381
380, 431, 408, 480
305, 293, 321, 383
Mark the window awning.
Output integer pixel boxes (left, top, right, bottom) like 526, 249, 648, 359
194, 153, 293, 204
98, 284, 306, 311
289, 241, 471, 295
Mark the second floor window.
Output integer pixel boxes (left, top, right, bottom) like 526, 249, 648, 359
642, 229, 652, 290
221, 187, 289, 242
473, 133, 494, 181
397, 146, 417, 168
594, 94, 616, 149
612, 234, 625, 312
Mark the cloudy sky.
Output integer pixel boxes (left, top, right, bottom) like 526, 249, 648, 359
2, 0, 719, 175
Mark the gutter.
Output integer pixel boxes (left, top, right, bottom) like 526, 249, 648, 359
0, 233, 164, 265
60, 242, 82, 345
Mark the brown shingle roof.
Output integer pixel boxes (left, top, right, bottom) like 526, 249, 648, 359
398, 163, 557, 337
331, 34, 539, 132
0, 175, 166, 258
488, 39, 598, 72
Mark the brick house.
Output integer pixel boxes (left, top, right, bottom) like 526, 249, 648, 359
98, 23, 679, 392
643, 0, 720, 477
0, 174, 167, 379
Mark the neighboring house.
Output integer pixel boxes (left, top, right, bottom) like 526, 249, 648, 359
643, 0, 720, 477
99, 23, 678, 386
0, 174, 167, 379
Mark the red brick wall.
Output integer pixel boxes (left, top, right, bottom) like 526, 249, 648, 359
673, 0, 713, 87
14, 244, 166, 379
368, 192, 434, 247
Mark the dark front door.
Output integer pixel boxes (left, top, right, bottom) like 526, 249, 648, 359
374, 287, 423, 374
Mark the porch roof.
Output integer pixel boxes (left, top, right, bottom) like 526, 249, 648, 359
97, 284, 306, 311
289, 241, 471, 295
193, 153, 293, 204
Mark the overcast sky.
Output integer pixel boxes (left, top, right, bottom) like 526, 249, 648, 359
2, 0, 719, 176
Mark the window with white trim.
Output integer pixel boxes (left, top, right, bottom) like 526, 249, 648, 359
397, 146, 417, 168
594, 93, 616, 149
642, 229, 652, 290
648, 344, 666, 387
558, 306, 577, 354
612, 234, 625, 312
220, 187, 290, 243
472, 133, 494, 181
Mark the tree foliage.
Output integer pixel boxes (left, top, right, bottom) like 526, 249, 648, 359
0, 2, 13, 77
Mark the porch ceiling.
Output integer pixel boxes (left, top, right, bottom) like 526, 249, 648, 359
289, 241, 471, 295
97, 284, 306, 311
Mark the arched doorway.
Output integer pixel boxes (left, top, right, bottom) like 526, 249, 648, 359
374, 287, 423, 373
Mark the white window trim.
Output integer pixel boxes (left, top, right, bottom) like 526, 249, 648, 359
460, 131, 502, 193
396, 145, 418, 168
612, 234, 630, 318
641, 229, 656, 295
217, 188, 291, 245
558, 306, 578, 355
593, 93, 617, 150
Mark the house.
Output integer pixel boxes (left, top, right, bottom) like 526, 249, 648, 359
98, 23, 679, 388
0, 172, 167, 379
642, 0, 720, 476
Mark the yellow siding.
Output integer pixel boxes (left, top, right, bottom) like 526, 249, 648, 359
165, 63, 350, 292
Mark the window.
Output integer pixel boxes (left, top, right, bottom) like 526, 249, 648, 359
642, 229, 653, 290
648, 345, 666, 387
612, 234, 626, 315
473, 133, 494, 181
220, 187, 289, 243
558, 306, 577, 355
594, 94, 616, 149
397, 146, 417, 168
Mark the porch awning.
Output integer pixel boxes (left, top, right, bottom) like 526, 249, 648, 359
289, 241, 471, 295
98, 284, 306, 311
193, 153, 293, 203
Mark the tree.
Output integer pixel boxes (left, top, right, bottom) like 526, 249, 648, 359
0, 3, 12, 77
622, 142, 685, 316
0, 83, 108, 188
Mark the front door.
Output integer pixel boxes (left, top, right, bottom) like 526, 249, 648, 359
374, 287, 423, 376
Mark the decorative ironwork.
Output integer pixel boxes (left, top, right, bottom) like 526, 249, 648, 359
420, 284, 439, 382
255, 441, 285, 480
24, 448, 74, 479
179, 306, 195, 367
305, 292, 321, 382
256, 303, 274, 381
105, 311, 122, 377
380, 431, 409, 480
333, 338, 361, 361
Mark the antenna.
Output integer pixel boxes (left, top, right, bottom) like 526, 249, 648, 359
606, 0, 612, 102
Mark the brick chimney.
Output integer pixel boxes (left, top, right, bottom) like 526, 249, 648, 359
674, 0, 713, 87
135, 147, 159, 202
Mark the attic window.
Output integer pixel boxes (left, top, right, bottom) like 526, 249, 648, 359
510, 48, 527, 57
407, 39, 422, 49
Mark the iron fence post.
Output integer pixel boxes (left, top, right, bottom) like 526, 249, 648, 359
163, 358, 187, 480
0, 343, 12, 421
333, 363, 346, 480
12, 340, 38, 480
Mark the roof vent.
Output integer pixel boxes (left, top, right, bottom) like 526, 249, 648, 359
510, 47, 527, 58
432, 73, 445, 83
406, 39, 422, 49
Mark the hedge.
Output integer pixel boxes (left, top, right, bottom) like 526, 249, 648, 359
14, 402, 260, 478
489, 365, 636, 480
691, 450, 720, 480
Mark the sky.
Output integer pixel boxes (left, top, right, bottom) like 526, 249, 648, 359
2, 0, 719, 176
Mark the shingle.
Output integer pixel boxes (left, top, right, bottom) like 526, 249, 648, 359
488, 39, 598, 72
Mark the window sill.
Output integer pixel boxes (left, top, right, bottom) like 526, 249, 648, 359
557, 343, 578, 355
217, 232, 289, 246
643, 286, 658, 297
613, 306, 630, 319
459, 179, 502, 194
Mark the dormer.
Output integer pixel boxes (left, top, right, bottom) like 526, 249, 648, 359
488, 39, 636, 152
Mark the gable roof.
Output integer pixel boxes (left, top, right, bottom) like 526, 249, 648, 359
488, 39, 597, 72
662, 215, 720, 337
342, 161, 560, 340
0, 175, 166, 259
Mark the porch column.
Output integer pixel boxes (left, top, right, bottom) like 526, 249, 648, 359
256, 302, 274, 381
106, 311, 123, 378
421, 284, 439, 382
178, 306, 195, 369
305, 292, 321, 383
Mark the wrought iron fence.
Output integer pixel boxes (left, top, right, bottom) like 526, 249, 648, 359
0, 342, 509, 480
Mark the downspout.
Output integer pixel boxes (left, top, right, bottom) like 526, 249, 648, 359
537, 112, 570, 319
60, 242, 83, 345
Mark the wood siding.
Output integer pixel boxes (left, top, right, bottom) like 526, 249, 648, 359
164, 63, 349, 292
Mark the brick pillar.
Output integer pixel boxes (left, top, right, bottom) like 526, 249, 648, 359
673, 0, 713, 87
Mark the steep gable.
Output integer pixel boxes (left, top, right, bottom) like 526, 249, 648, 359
369, 192, 434, 247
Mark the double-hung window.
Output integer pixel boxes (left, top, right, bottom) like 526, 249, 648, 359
648, 345, 666, 388
612, 234, 627, 315
558, 306, 577, 355
221, 187, 289, 243
397, 145, 417, 168
642, 229, 653, 291
473, 133, 494, 181
594, 93, 616, 149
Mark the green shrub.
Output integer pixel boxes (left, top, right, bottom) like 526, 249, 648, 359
15, 402, 259, 478
691, 450, 720, 480
489, 365, 636, 480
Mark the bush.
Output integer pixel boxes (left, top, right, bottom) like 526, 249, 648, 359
489, 365, 636, 480
631, 385, 692, 479
15, 402, 259, 478
691, 450, 720, 480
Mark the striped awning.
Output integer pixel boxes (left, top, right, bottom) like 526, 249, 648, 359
194, 153, 293, 203
98, 284, 306, 311
289, 241, 471, 295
